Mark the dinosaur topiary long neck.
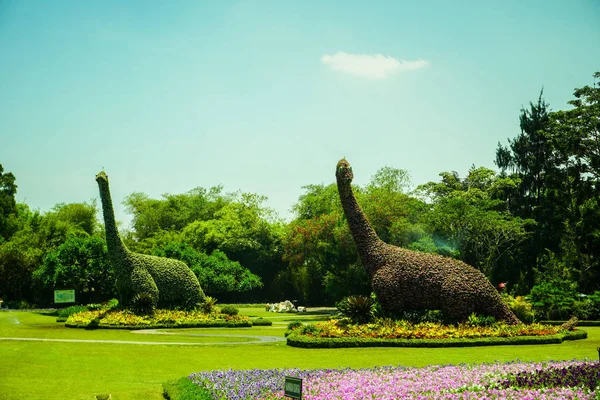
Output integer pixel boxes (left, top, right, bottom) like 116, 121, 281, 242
96, 172, 128, 258
336, 159, 383, 277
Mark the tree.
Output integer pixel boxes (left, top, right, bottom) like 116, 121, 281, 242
124, 186, 233, 244
0, 164, 18, 241
180, 192, 285, 300
417, 167, 531, 283
34, 236, 115, 304
154, 243, 262, 302
495, 91, 560, 289
547, 72, 600, 291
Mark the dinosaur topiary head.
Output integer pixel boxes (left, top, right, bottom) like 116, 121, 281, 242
95, 171, 108, 183
336, 158, 354, 184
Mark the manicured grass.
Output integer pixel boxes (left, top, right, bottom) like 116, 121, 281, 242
1, 309, 599, 400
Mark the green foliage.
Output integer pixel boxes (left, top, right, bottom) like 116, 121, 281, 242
57, 305, 89, 319
503, 295, 535, 324
572, 292, 600, 320
156, 244, 263, 296
466, 313, 496, 327
336, 295, 375, 324
200, 296, 217, 314
219, 305, 238, 316
130, 292, 156, 315
287, 320, 304, 331
0, 164, 18, 240
250, 317, 272, 326
397, 309, 448, 325
416, 167, 531, 278
163, 377, 213, 400
34, 236, 115, 304
529, 279, 578, 320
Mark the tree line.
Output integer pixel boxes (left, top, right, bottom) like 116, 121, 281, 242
1, 72, 598, 308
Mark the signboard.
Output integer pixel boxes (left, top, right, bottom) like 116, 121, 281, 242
284, 376, 302, 400
54, 290, 76, 304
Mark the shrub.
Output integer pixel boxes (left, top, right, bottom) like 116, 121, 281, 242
130, 292, 156, 316
250, 317, 272, 326
336, 295, 374, 324
287, 320, 304, 331
503, 295, 534, 323
219, 305, 239, 316
529, 280, 578, 320
106, 298, 119, 309
299, 324, 320, 336
466, 313, 496, 327
400, 309, 448, 324
58, 305, 89, 319
201, 296, 217, 314
163, 377, 213, 400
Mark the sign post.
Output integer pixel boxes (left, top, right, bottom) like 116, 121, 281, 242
54, 290, 76, 304
284, 376, 302, 400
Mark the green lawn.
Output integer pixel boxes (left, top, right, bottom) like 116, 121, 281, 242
1, 309, 598, 400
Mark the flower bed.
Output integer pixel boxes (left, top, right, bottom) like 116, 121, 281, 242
185, 360, 599, 399
65, 309, 252, 329
284, 320, 586, 348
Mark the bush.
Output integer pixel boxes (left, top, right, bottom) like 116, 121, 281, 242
336, 295, 374, 324
131, 292, 156, 316
163, 377, 213, 400
201, 296, 217, 314
219, 305, 239, 316
466, 313, 496, 327
401, 309, 447, 324
57, 305, 89, 320
504, 295, 535, 324
250, 317, 272, 326
529, 280, 578, 320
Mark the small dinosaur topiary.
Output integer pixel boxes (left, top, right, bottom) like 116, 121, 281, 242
96, 171, 205, 309
335, 158, 520, 324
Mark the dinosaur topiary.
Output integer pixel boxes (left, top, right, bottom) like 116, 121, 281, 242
335, 159, 520, 324
96, 171, 205, 309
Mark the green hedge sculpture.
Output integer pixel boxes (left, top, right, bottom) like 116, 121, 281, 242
335, 159, 520, 324
96, 171, 205, 308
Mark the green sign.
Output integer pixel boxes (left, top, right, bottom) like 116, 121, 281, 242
54, 290, 76, 303
284, 376, 302, 399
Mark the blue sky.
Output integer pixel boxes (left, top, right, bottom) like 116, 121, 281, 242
1, 0, 599, 227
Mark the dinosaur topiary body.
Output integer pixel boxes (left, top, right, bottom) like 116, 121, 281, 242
335, 159, 520, 324
96, 171, 205, 308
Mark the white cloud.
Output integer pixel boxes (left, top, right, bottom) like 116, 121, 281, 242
321, 52, 429, 79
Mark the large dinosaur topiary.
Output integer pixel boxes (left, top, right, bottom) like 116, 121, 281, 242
335, 159, 520, 324
96, 171, 205, 308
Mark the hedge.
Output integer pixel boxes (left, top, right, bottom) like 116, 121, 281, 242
286, 330, 587, 348
250, 317, 272, 326
541, 320, 600, 327
163, 377, 212, 400
65, 320, 253, 330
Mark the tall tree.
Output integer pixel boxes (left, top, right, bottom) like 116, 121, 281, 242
417, 167, 531, 285
548, 72, 600, 290
495, 91, 559, 288
0, 164, 18, 241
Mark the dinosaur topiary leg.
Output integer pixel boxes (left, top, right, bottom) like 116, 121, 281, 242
130, 267, 159, 307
